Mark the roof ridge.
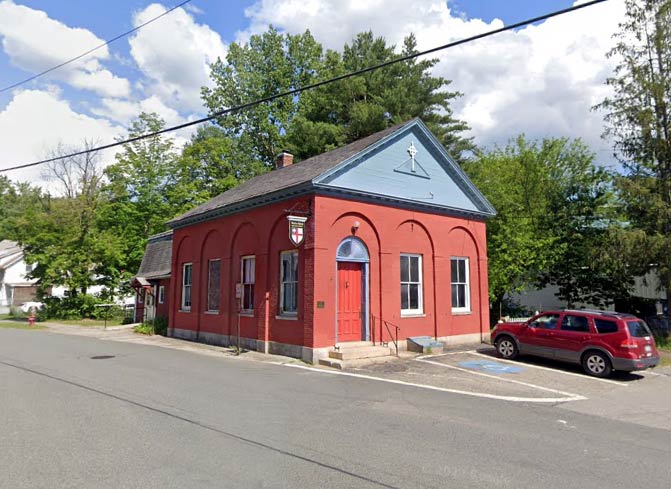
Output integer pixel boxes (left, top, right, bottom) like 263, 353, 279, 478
168, 120, 414, 227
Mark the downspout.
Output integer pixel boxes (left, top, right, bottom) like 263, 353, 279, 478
478, 255, 485, 344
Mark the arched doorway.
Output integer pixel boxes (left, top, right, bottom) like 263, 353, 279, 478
336, 237, 369, 342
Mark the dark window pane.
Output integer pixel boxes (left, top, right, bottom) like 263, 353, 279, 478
291, 252, 298, 281
283, 284, 291, 312
561, 315, 589, 332
459, 260, 466, 282
595, 319, 618, 334
401, 284, 409, 310
451, 259, 458, 283
288, 283, 297, 312
529, 314, 560, 329
457, 285, 466, 308
208, 260, 220, 311
410, 256, 419, 283
451, 284, 458, 307
243, 284, 254, 310
282, 255, 290, 282
400, 256, 409, 282
626, 320, 651, 337
409, 284, 419, 309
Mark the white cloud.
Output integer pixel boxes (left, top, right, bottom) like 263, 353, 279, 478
129, 3, 227, 113
0, 89, 122, 187
242, 0, 624, 163
0, 0, 130, 97
92, 95, 182, 127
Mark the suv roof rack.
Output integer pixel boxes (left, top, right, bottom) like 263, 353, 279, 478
561, 308, 636, 318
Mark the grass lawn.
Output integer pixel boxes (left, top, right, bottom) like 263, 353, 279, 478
655, 336, 671, 367
0, 319, 46, 330
49, 317, 126, 327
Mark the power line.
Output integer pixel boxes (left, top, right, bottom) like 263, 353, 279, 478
0, 0, 192, 94
0, 0, 609, 174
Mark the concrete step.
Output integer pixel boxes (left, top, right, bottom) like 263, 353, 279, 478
407, 336, 445, 354
318, 355, 396, 370
328, 345, 393, 361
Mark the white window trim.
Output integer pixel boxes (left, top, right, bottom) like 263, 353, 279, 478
206, 259, 221, 313
279, 250, 298, 316
400, 253, 424, 316
158, 285, 165, 304
451, 257, 471, 313
181, 262, 192, 312
241, 255, 255, 313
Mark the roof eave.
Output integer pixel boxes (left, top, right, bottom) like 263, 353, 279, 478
167, 182, 315, 229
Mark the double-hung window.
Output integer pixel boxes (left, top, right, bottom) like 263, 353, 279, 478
207, 259, 221, 312
181, 263, 193, 311
400, 254, 423, 315
451, 257, 470, 312
158, 285, 165, 304
280, 251, 298, 315
241, 256, 255, 313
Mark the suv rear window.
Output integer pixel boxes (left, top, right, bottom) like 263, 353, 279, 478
626, 320, 651, 338
594, 318, 618, 334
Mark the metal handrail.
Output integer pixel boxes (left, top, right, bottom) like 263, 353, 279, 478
371, 314, 400, 356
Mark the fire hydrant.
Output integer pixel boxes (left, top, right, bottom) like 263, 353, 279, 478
28, 310, 35, 327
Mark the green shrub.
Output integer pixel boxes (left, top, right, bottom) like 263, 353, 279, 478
42, 295, 123, 321
153, 316, 168, 336
133, 317, 168, 336
133, 323, 153, 335
9, 306, 24, 319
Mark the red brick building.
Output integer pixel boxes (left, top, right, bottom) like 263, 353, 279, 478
161, 119, 495, 362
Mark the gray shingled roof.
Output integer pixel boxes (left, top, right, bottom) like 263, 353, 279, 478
136, 231, 173, 279
168, 121, 410, 227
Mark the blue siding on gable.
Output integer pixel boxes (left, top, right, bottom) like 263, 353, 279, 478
316, 126, 480, 213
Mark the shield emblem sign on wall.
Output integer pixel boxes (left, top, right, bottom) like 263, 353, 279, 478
287, 215, 308, 246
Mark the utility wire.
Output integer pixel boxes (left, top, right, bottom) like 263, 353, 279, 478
0, 0, 609, 174
0, 0, 192, 94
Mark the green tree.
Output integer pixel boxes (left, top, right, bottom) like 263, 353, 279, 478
202, 28, 473, 165
12, 142, 121, 296
175, 125, 266, 205
297, 32, 472, 160
595, 0, 671, 314
465, 136, 629, 316
202, 27, 323, 167
0, 177, 46, 241
101, 113, 183, 278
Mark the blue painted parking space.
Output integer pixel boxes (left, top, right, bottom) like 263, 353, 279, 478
457, 359, 524, 374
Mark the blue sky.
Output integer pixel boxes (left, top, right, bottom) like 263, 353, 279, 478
0, 0, 624, 185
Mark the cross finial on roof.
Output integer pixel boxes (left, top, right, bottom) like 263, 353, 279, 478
407, 142, 417, 172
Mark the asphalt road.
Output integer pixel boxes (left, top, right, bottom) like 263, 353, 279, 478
1, 328, 669, 489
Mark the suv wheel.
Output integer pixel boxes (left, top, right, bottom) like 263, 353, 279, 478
495, 336, 518, 360
582, 351, 612, 378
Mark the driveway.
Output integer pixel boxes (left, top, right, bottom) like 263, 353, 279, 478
333, 346, 671, 430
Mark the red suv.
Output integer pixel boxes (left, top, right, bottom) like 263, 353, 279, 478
491, 310, 660, 377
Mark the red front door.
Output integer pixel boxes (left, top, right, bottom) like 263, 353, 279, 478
337, 262, 363, 342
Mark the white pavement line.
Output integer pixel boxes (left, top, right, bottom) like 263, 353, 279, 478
467, 351, 627, 386
415, 356, 584, 398
437, 350, 476, 355
281, 363, 586, 403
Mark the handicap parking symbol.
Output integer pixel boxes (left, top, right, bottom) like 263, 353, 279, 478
457, 360, 524, 374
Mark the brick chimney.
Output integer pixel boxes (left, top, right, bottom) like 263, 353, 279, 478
275, 151, 294, 169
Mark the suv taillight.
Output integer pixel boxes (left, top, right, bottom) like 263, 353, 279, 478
619, 340, 638, 349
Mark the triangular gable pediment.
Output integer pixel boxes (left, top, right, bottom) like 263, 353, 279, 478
313, 120, 495, 218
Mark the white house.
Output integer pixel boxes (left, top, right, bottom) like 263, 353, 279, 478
0, 240, 39, 314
